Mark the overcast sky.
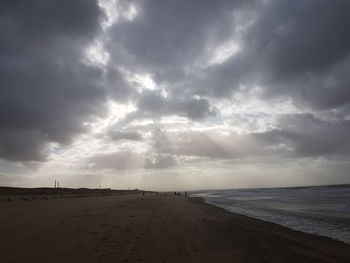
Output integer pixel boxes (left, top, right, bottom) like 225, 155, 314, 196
1, 0, 350, 190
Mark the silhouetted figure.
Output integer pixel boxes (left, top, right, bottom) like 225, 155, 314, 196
142, 192, 145, 196
174, 192, 177, 195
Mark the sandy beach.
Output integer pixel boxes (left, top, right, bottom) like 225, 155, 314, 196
0, 193, 349, 263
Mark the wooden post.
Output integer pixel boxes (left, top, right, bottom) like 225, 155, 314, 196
55, 180, 56, 188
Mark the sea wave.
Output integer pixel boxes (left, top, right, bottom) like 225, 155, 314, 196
192, 184, 350, 244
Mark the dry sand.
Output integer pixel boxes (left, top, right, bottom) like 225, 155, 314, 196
0, 193, 349, 263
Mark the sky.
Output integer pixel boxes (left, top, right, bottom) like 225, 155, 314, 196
1, 0, 350, 190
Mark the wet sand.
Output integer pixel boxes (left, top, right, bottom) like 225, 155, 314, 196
0, 193, 349, 262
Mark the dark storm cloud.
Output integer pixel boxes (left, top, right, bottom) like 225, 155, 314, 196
0, 130, 49, 161
106, 130, 143, 141
106, 0, 255, 89
251, 0, 350, 110
102, 0, 350, 140
3, 0, 350, 166
0, 0, 132, 162
123, 90, 217, 122
194, 0, 350, 109
241, 1, 350, 77
104, 67, 136, 101
0, 0, 100, 40
262, 114, 350, 157
107, 0, 350, 111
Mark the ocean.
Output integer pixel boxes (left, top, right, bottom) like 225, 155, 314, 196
191, 184, 350, 244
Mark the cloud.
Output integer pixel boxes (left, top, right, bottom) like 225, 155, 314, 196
105, 0, 350, 113
0, 130, 49, 161
0, 0, 131, 162
193, 0, 350, 109
256, 1, 350, 76
108, 1, 251, 64
149, 128, 275, 160
264, 113, 350, 157
144, 154, 177, 169
2, 0, 350, 188
250, 0, 350, 110
87, 151, 144, 171
127, 90, 217, 121
106, 130, 143, 141
148, 113, 350, 161
105, 0, 256, 96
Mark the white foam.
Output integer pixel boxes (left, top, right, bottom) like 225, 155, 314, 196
193, 186, 350, 244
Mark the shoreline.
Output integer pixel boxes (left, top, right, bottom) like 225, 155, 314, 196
198, 197, 350, 246
1, 193, 349, 262
194, 196, 350, 244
